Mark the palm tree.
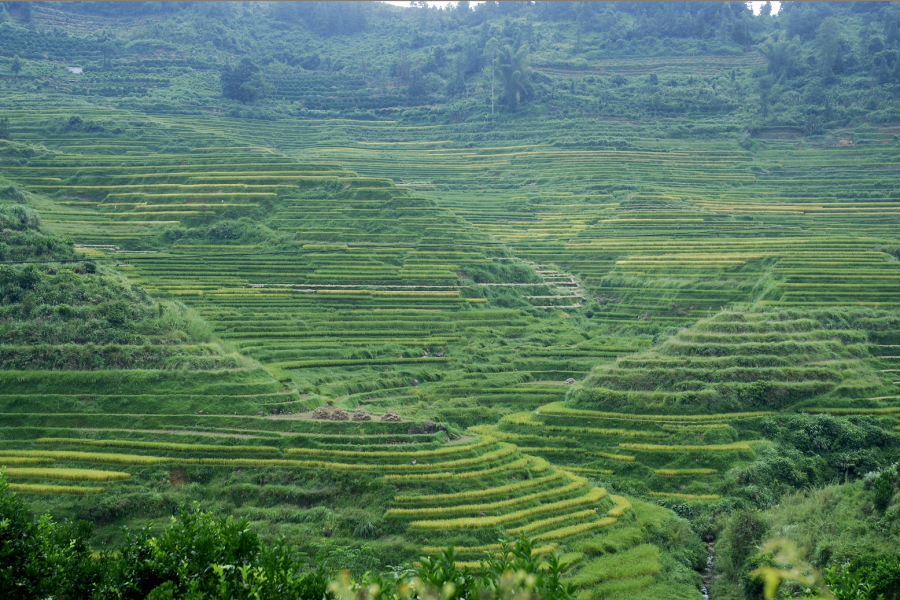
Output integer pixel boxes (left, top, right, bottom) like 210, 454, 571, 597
483, 38, 499, 115
494, 44, 531, 111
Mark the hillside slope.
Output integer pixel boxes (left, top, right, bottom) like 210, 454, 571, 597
1, 130, 706, 597
1, 2, 900, 597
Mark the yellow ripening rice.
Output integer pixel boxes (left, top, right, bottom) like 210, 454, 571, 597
507, 509, 599, 535
607, 495, 632, 518
394, 470, 564, 503
37, 438, 280, 454
654, 469, 718, 476
408, 486, 607, 530
386, 475, 587, 518
534, 517, 617, 541
0, 457, 54, 466
648, 492, 721, 501
3, 468, 131, 482
9, 483, 105, 495
619, 441, 758, 452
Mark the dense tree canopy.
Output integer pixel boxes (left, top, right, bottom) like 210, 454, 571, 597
0, 1, 899, 122
494, 44, 531, 110
220, 58, 273, 103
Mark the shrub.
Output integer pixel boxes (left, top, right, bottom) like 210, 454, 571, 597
869, 463, 899, 512
102, 503, 331, 600
848, 554, 900, 600
352, 520, 376, 539
716, 509, 769, 586
0, 473, 101, 597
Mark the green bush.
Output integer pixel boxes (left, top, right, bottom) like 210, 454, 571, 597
101, 503, 330, 600
866, 462, 900, 512
714, 509, 769, 591
848, 554, 900, 600
0, 472, 101, 599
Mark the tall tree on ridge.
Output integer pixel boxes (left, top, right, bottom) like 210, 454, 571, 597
495, 44, 532, 111
817, 17, 841, 76
483, 37, 500, 115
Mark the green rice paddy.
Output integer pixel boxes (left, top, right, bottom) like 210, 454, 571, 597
1, 4, 899, 595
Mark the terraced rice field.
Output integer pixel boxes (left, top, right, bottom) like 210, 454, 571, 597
493, 407, 761, 503
1, 102, 649, 411
490, 308, 900, 503
2, 85, 899, 597
1, 102, 668, 586
0, 420, 644, 580
1, 417, 683, 595
12, 104, 899, 330
232, 117, 900, 324
571, 310, 900, 415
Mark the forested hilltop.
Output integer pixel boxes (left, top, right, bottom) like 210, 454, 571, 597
1, 1, 900, 126
1, 2, 900, 600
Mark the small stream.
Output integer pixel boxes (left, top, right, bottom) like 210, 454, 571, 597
700, 542, 714, 600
